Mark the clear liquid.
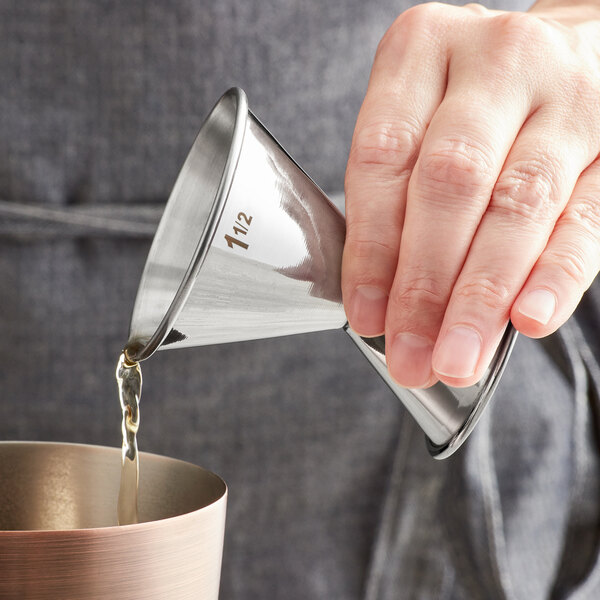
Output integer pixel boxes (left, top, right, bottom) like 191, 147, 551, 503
116, 352, 142, 525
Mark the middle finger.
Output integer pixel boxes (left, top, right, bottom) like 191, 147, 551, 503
385, 81, 531, 388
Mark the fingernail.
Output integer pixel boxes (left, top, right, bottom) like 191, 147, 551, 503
518, 289, 556, 325
434, 326, 482, 379
389, 333, 433, 388
349, 286, 388, 336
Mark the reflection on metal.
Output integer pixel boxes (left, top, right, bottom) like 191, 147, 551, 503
0, 442, 227, 599
125, 87, 518, 458
345, 325, 518, 457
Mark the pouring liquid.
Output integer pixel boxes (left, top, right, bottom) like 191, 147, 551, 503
116, 352, 142, 525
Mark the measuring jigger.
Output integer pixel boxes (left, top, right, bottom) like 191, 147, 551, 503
125, 88, 517, 459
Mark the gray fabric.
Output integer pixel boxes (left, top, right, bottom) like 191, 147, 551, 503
1, 1, 599, 599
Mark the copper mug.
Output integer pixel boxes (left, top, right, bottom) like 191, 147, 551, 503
0, 442, 227, 599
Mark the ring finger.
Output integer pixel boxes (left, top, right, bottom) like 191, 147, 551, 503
432, 111, 595, 387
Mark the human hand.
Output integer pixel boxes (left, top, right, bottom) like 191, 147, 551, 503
342, 1, 600, 388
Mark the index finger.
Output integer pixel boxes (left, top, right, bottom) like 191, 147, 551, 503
342, 5, 450, 337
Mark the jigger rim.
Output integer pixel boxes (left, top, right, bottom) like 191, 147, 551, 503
426, 324, 518, 459
126, 87, 249, 363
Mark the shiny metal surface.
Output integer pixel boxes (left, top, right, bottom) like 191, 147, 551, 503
127, 89, 249, 361
126, 88, 346, 360
125, 87, 518, 457
345, 325, 518, 457
0, 442, 227, 599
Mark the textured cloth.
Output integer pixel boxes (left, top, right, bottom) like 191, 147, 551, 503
1, 1, 599, 599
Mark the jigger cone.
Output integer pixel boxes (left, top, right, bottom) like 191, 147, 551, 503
126, 88, 517, 459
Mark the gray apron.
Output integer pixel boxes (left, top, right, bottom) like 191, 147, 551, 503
1, 1, 598, 598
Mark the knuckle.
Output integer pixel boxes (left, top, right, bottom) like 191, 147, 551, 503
417, 138, 495, 199
454, 275, 512, 312
544, 243, 588, 287
377, 3, 444, 56
393, 3, 442, 33
464, 3, 487, 14
347, 234, 398, 260
564, 196, 600, 236
566, 69, 600, 106
349, 119, 420, 177
392, 273, 449, 313
490, 157, 561, 224
549, 66, 600, 144
346, 218, 400, 260
402, 1, 445, 23
490, 12, 552, 53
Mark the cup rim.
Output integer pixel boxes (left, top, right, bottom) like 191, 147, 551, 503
0, 441, 227, 535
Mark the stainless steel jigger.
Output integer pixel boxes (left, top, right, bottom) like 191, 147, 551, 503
125, 88, 518, 459
0, 442, 227, 600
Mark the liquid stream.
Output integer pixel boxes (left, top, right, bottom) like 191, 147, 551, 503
116, 352, 142, 525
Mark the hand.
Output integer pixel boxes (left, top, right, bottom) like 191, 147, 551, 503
342, 1, 600, 388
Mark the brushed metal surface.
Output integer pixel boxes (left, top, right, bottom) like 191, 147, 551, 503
124, 87, 517, 457
0, 442, 227, 600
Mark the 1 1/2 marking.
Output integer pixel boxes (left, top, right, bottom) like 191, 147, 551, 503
225, 212, 253, 250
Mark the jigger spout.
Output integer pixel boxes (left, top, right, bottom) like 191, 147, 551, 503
125, 87, 518, 459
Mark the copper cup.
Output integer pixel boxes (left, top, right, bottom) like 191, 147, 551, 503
0, 442, 227, 599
